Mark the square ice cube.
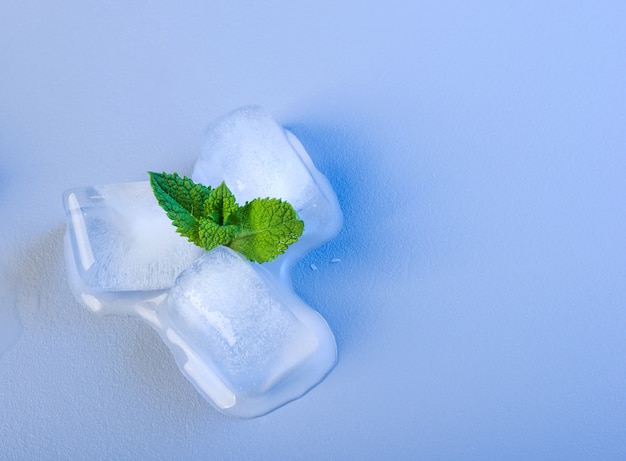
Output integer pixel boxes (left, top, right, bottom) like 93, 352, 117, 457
161, 246, 336, 418
192, 106, 343, 275
63, 181, 204, 313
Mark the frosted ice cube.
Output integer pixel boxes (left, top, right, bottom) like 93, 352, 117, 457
192, 105, 342, 277
63, 181, 204, 314
159, 246, 336, 418
62, 106, 342, 418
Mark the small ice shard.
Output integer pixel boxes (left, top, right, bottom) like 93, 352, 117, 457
63, 182, 204, 314
159, 246, 336, 418
192, 105, 343, 280
330, 258, 341, 264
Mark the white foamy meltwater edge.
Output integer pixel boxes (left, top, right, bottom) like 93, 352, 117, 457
62, 106, 342, 417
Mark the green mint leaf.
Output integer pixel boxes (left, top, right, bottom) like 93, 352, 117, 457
148, 171, 212, 243
149, 172, 304, 263
228, 198, 304, 263
204, 181, 238, 225
198, 217, 239, 251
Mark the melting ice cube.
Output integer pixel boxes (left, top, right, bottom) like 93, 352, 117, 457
160, 246, 335, 418
63, 106, 343, 417
63, 182, 204, 314
192, 105, 343, 279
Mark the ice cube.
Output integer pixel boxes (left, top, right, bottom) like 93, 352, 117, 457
159, 246, 336, 418
63, 181, 204, 314
61, 106, 342, 417
192, 106, 343, 277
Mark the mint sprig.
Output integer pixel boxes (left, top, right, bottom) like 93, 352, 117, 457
148, 172, 304, 263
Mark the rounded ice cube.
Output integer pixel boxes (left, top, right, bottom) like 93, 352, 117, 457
160, 246, 337, 418
192, 105, 343, 279
63, 181, 204, 315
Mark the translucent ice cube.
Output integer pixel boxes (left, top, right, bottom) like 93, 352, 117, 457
159, 246, 336, 418
62, 106, 342, 418
63, 181, 204, 314
192, 105, 343, 278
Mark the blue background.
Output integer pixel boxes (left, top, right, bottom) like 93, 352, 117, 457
1, 1, 625, 459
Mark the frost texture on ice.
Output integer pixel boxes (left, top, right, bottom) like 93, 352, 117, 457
63, 182, 204, 313
63, 106, 342, 418
168, 248, 302, 377
193, 105, 342, 281
162, 247, 335, 417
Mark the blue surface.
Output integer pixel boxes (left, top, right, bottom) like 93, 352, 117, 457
1, 1, 625, 459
